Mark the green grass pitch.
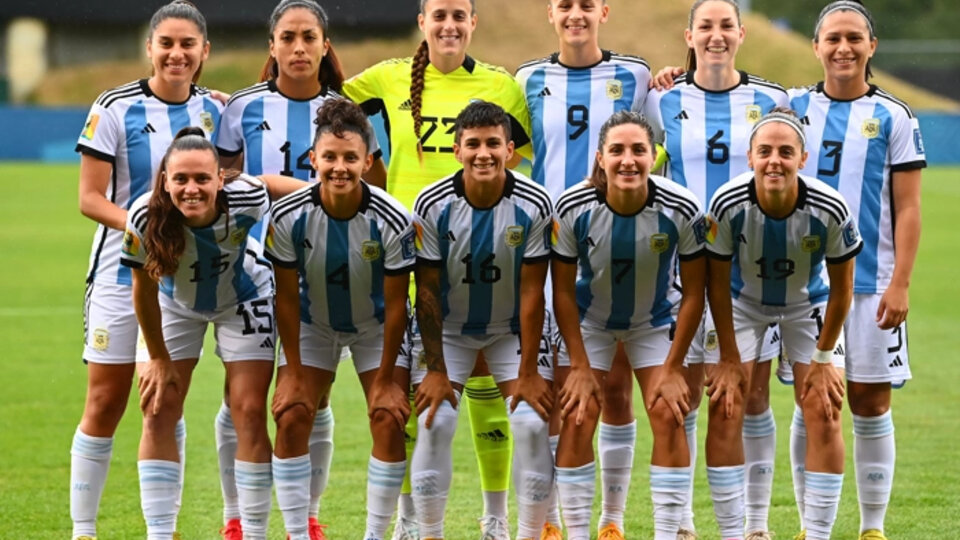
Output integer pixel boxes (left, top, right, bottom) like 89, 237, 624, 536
0, 163, 957, 539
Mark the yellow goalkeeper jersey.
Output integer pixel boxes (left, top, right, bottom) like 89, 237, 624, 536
343, 55, 532, 211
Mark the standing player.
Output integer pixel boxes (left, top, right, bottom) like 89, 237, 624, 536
342, 1, 533, 537
644, 1, 787, 537
789, 3, 926, 539
71, 2, 220, 538
214, 2, 383, 537
552, 111, 707, 540
266, 99, 415, 540
123, 128, 301, 540
411, 100, 554, 540
515, 3, 651, 535
706, 109, 862, 540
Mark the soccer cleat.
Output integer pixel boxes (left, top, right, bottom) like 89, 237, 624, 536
677, 529, 699, 540
540, 522, 563, 540
391, 516, 420, 540
73, 537, 97, 540
746, 532, 774, 540
220, 519, 243, 540
859, 530, 888, 540
478, 515, 510, 540
793, 531, 806, 540
308, 517, 328, 540
598, 523, 626, 540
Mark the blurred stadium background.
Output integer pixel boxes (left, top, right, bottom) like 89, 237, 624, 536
0, 1, 957, 538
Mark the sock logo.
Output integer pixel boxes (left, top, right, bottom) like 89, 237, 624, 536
477, 429, 508, 442
867, 472, 885, 481
607, 485, 623, 493
73, 482, 91, 492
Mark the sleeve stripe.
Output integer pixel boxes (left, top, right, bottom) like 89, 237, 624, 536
556, 186, 596, 218
805, 191, 847, 224
516, 57, 551, 73
369, 191, 410, 229
100, 87, 146, 109
654, 187, 699, 217
513, 182, 552, 218
891, 160, 926, 172
414, 181, 455, 217
132, 205, 149, 230
875, 88, 916, 119
709, 184, 750, 216
271, 190, 314, 223
654, 196, 696, 220
369, 198, 407, 235
225, 83, 269, 107
610, 53, 650, 68
713, 194, 750, 222
746, 75, 787, 94
95, 81, 141, 106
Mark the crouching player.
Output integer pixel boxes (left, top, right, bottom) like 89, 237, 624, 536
705, 109, 862, 540
264, 99, 415, 540
410, 101, 555, 540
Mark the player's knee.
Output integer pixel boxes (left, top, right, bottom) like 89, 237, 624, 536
229, 395, 268, 434
417, 400, 458, 446
83, 386, 130, 428
275, 403, 314, 444
370, 407, 404, 439
846, 382, 891, 416
602, 377, 633, 412
508, 400, 549, 443
648, 399, 684, 438
801, 392, 842, 435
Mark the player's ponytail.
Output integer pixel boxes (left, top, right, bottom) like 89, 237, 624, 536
148, 0, 208, 84
259, 0, 345, 91
409, 39, 430, 165
144, 127, 230, 281
814, 0, 876, 81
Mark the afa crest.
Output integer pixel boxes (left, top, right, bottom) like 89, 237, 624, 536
705, 330, 718, 351
200, 111, 216, 134
361, 240, 382, 261
92, 328, 110, 352
505, 225, 525, 248
745, 105, 763, 124
861, 118, 880, 139
230, 227, 248, 246
122, 230, 140, 256
801, 235, 821, 253
650, 233, 670, 253
606, 80, 623, 100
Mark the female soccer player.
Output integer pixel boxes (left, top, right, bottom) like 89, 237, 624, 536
644, 1, 788, 536
706, 109, 862, 540
265, 99, 416, 540
788, 4, 926, 539
552, 111, 706, 540
411, 101, 554, 540
343, 1, 533, 537
71, 2, 220, 538
214, 2, 383, 537
515, 4, 652, 535
123, 127, 300, 540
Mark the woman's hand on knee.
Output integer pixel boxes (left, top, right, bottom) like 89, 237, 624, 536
138, 359, 181, 415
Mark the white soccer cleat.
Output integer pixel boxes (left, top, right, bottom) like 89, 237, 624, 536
391, 516, 419, 540
478, 514, 510, 540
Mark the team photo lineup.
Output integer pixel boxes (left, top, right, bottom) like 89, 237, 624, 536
65, 0, 927, 539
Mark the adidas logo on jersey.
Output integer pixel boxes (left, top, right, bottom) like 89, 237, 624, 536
581, 236, 596, 247
477, 429, 508, 443
141, 123, 157, 134
444, 231, 457, 242
398, 99, 412, 111
674, 110, 689, 121
538, 355, 552, 368
889, 355, 903, 368
800, 116, 811, 126
301, 238, 313, 249
255, 120, 271, 131
538, 87, 552, 98
738, 233, 748, 244
260, 337, 275, 349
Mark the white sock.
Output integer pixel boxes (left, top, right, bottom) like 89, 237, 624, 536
598, 421, 636, 532
681, 410, 699, 531
138, 459, 180, 540
803, 472, 843, 540
70, 428, 112, 538
482, 489, 508, 519
273, 454, 311, 537
650, 465, 690, 540
365, 457, 406, 540
706, 465, 745, 540
743, 409, 776, 533
545, 434, 562, 527
174, 417, 186, 521
235, 460, 272, 540
214, 403, 240, 522
398, 492, 416, 521
410, 394, 459, 539
508, 398, 553, 539
853, 411, 895, 534
309, 407, 334, 519
556, 462, 595, 540
790, 405, 807, 526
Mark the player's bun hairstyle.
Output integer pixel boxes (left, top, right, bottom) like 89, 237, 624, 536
259, 0, 345, 92
748, 107, 807, 151
144, 127, 238, 281
149, 0, 208, 84
814, 0, 876, 81
452, 101, 511, 145
589, 111, 656, 196
410, 0, 477, 163
312, 98, 373, 153
685, 0, 742, 72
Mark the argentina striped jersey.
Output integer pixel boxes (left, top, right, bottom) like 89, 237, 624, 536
706, 172, 863, 307
265, 182, 416, 332
76, 79, 223, 287
121, 175, 273, 312
414, 170, 553, 335
553, 177, 706, 330
789, 83, 927, 294
516, 51, 651, 201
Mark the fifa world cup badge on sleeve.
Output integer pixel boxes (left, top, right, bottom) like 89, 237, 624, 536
122, 230, 140, 256
704, 215, 719, 244
505, 225, 524, 248
401, 230, 417, 260
914, 128, 925, 155
82, 114, 100, 140
693, 216, 708, 245
843, 221, 860, 248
